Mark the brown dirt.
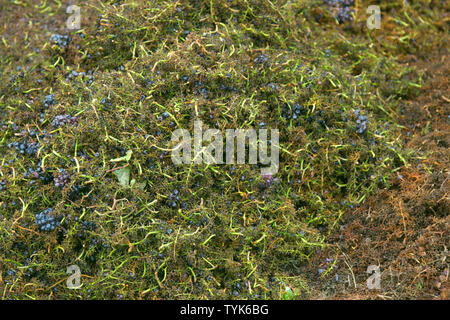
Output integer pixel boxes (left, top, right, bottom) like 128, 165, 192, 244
306, 51, 449, 300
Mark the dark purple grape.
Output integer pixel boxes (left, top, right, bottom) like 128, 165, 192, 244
35, 208, 59, 232
49, 34, 71, 48
354, 109, 369, 134
54, 169, 70, 188
52, 115, 79, 128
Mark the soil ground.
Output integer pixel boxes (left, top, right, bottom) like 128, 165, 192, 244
307, 51, 449, 299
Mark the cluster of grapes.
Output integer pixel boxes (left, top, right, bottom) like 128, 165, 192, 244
54, 169, 70, 188
35, 208, 59, 232
5, 269, 16, 285
66, 70, 81, 81
253, 53, 269, 64
86, 73, 94, 85
8, 139, 40, 156
24, 166, 53, 184
167, 189, 180, 208
262, 173, 274, 187
49, 34, 71, 48
282, 103, 308, 121
51, 115, 79, 128
325, 0, 355, 23
282, 104, 332, 132
232, 282, 243, 297
192, 80, 209, 99
82, 220, 96, 231
66, 70, 95, 85
354, 109, 369, 134
43, 94, 55, 107
220, 83, 241, 93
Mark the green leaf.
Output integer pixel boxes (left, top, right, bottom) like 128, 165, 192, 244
110, 150, 133, 163
282, 286, 298, 300
114, 167, 131, 187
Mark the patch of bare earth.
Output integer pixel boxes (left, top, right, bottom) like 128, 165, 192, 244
306, 52, 449, 300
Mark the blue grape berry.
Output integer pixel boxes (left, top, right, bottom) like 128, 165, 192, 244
354, 109, 369, 134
